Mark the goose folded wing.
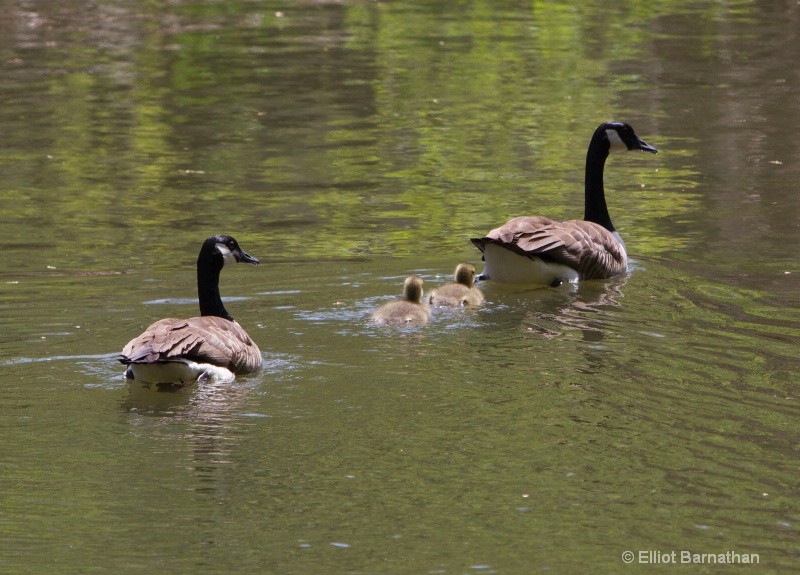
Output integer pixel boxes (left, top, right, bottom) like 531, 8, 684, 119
513, 220, 627, 279
120, 318, 185, 364
120, 316, 258, 371
188, 316, 261, 372
484, 216, 557, 244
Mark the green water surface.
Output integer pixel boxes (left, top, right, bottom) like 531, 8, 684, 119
1, 1, 797, 574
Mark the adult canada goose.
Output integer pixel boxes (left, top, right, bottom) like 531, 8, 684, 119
471, 121, 657, 285
372, 275, 431, 326
429, 263, 484, 307
119, 235, 262, 385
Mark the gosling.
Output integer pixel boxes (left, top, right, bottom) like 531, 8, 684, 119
372, 275, 431, 326
429, 263, 484, 307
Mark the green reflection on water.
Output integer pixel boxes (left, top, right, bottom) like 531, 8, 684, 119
0, 0, 709, 267
1, 0, 798, 574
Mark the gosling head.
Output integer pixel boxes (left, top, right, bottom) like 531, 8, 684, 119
453, 263, 477, 288
402, 275, 425, 304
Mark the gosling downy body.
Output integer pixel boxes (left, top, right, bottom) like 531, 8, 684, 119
429, 263, 484, 307
372, 275, 431, 326
120, 235, 262, 386
471, 121, 657, 285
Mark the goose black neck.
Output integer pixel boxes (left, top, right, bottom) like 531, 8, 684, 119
197, 252, 233, 321
584, 133, 615, 232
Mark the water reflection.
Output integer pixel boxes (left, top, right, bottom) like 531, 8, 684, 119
119, 353, 297, 417
119, 378, 259, 497
2, 0, 799, 573
514, 276, 627, 341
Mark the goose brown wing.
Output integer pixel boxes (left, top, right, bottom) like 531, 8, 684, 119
472, 217, 627, 280
521, 220, 627, 279
480, 216, 557, 244
120, 316, 261, 374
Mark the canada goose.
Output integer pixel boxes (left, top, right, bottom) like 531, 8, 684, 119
119, 235, 262, 385
471, 121, 657, 285
372, 275, 431, 326
429, 263, 484, 307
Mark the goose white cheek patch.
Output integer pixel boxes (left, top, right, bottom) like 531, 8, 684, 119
606, 129, 628, 154
216, 243, 237, 266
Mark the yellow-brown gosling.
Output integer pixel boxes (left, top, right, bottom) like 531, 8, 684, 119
371, 275, 431, 326
429, 263, 484, 307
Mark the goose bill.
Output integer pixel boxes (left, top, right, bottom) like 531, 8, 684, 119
636, 137, 658, 154
237, 249, 259, 265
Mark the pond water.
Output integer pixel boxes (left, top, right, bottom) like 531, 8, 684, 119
1, 1, 797, 573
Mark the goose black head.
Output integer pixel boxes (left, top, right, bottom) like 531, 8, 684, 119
600, 121, 658, 155
201, 235, 259, 267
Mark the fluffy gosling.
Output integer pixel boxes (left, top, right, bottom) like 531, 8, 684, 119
372, 275, 431, 326
429, 263, 484, 307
